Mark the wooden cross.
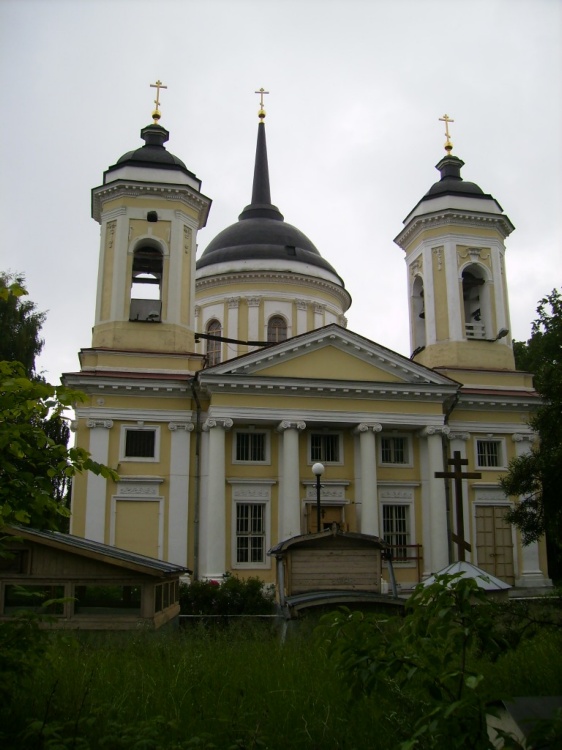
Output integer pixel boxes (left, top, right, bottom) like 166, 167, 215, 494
439, 113, 454, 153
150, 80, 167, 121
435, 450, 481, 561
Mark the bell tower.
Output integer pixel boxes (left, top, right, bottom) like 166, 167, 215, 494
395, 116, 516, 371
90, 82, 211, 357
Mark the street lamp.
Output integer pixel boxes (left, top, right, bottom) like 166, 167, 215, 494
312, 462, 325, 533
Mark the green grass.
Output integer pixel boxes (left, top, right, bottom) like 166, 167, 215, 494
3, 611, 562, 750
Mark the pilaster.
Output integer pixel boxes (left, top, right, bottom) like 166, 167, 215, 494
84, 419, 113, 542
167, 421, 194, 565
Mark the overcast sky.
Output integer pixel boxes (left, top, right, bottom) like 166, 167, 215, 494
1, 0, 560, 383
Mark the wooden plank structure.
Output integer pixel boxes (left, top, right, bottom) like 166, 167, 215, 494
0, 526, 190, 630
268, 527, 403, 618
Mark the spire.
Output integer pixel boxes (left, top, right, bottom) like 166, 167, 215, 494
238, 89, 284, 222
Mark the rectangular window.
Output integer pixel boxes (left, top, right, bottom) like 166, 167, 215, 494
125, 429, 156, 458
383, 505, 410, 561
236, 503, 265, 564
310, 433, 340, 463
381, 436, 408, 465
4, 584, 64, 615
476, 440, 502, 468
235, 432, 266, 462
74, 585, 141, 615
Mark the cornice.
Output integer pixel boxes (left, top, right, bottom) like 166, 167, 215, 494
456, 391, 539, 411
64, 372, 191, 398
195, 270, 352, 309
199, 374, 455, 401
395, 210, 514, 249
92, 181, 211, 224
206, 405, 446, 429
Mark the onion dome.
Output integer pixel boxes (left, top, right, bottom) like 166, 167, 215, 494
104, 123, 198, 181
197, 118, 345, 287
423, 155, 486, 199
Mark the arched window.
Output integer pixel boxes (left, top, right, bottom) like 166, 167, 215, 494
462, 265, 489, 339
130, 246, 163, 322
267, 315, 287, 343
206, 319, 222, 366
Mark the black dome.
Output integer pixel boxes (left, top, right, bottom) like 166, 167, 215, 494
107, 123, 196, 179
422, 155, 487, 201
198, 215, 341, 278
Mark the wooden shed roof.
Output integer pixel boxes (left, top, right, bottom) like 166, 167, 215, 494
268, 528, 387, 555
3, 526, 191, 578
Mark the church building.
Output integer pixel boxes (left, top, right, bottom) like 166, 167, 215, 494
64, 86, 551, 591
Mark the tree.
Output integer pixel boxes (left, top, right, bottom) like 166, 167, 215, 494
0, 272, 45, 378
502, 289, 562, 556
0, 280, 117, 533
0, 360, 117, 532
0, 274, 73, 527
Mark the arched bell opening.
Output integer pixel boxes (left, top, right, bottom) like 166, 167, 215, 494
461, 264, 490, 340
129, 245, 163, 322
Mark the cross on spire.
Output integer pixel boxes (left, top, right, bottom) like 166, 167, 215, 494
435, 451, 481, 561
150, 80, 168, 123
255, 87, 269, 121
439, 113, 455, 154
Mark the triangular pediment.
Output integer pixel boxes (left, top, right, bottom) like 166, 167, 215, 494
202, 325, 458, 388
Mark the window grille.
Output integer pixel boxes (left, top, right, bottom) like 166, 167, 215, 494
236, 432, 266, 462
125, 429, 156, 458
236, 504, 265, 563
383, 505, 410, 560
310, 433, 340, 463
476, 440, 501, 468
381, 437, 408, 464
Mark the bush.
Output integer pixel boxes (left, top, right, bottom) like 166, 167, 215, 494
179, 574, 275, 616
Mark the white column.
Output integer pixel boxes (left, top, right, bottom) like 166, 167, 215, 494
512, 434, 552, 588
313, 303, 325, 329
355, 423, 382, 535
296, 299, 308, 335
448, 432, 471, 562
276, 421, 306, 539
227, 297, 240, 351
200, 417, 232, 579
84, 419, 113, 542
247, 297, 261, 350
168, 421, 194, 566
420, 426, 450, 575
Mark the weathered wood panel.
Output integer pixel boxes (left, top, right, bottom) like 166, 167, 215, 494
290, 549, 381, 594
8, 542, 152, 581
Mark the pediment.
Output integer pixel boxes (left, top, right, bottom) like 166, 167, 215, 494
203, 325, 458, 388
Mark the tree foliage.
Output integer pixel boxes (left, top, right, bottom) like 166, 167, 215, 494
502, 289, 562, 548
0, 274, 76, 529
0, 272, 45, 379
0, 360, 117, 532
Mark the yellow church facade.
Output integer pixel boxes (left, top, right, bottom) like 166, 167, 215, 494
64, 95, 551, 592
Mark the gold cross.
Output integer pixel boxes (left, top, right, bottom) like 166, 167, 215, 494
255, 87, 269, 120
150, 80, 168, 123
439, 113, 454, 154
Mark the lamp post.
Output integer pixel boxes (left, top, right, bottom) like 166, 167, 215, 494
312, 462, 325, 533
